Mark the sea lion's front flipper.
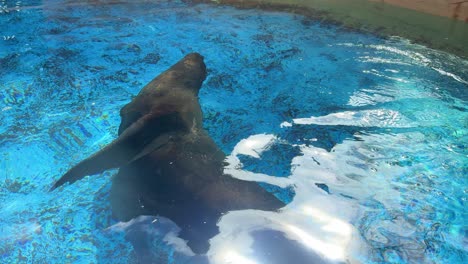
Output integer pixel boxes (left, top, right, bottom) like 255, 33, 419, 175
50, 110, 186, 191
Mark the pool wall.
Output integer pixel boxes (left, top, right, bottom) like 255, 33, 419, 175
198, 0, 468, 58
369, 0, 468, 21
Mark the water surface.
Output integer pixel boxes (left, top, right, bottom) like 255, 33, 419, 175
0, 0, 467, 263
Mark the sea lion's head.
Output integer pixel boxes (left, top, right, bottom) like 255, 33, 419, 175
169, 52, 207, 94
116, 53, 207, 135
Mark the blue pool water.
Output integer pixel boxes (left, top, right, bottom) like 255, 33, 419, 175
0, 0, 467, 263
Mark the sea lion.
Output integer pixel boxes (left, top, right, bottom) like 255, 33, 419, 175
51, 53, 285, 254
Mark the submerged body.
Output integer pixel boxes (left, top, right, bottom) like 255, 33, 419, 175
51, 53, 284, 254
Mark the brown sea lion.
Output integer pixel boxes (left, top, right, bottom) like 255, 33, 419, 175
51, 53, 285, 254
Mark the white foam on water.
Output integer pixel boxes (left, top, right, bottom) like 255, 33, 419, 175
357, 56, 411, 66
335, 43, 431, 67
347, 90, 395, 106
346, 82, 437, 107
230, 134, 276, 158
224, 134, 293, 188
362, 69, 409, 83
292, 109, 414, 128
206, 134, 370, 264
432, 67, 468, 85
367, 45, 431, 66
206, 106, 438, 263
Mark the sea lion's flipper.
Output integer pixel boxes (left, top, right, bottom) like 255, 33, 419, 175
179, 219, 220, 254
50, 110, 186, 191
205, 176, 286, 212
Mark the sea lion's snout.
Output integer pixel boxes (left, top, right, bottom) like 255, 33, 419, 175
174, 52, 207, 93
183, 53, 206, 75
185, 52, 204, 61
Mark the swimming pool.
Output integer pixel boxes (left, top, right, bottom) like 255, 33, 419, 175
0, 0, 467, 263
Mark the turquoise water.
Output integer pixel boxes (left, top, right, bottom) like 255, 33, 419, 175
0, 0, 467, 263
